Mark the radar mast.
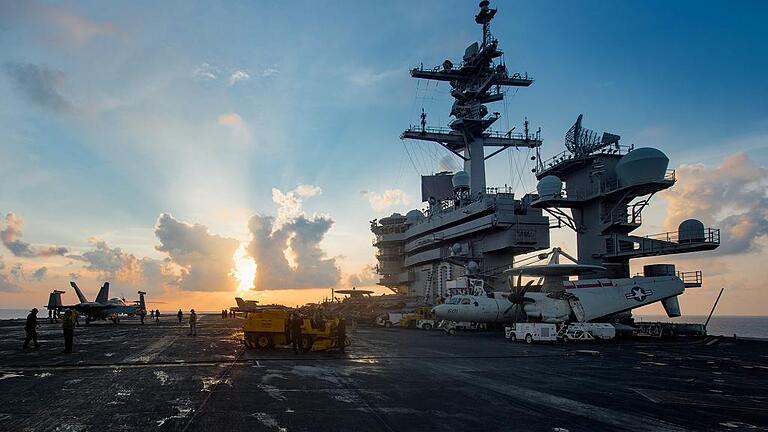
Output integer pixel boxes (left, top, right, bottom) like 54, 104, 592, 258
402, 0, 542, 195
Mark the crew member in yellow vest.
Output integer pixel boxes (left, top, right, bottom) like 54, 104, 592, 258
61, 309, 78, 353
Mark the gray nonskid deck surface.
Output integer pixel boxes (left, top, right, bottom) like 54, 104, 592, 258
0, 316, 766, 431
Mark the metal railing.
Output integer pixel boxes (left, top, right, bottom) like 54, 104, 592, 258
539, 144, 633, 170
485, 186, 515, 195
677, 270, 703, 287
605, 228, 720, 257
403, 125, 537, 142
643, 228, 720, 245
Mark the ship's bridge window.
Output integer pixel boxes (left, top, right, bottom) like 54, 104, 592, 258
460, 298, 471, 305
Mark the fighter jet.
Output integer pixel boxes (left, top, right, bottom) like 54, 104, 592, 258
230, 297, 259, 313
46, 282, 147, 324
432, 248, 687, 324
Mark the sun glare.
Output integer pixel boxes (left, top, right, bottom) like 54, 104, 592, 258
232, 247, 256, 292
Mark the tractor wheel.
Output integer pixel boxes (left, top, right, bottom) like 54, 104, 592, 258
525, 334, 533, 344
256, 334, 273, 349
300, 335, 314, 353
244, 335, 256, 349
508, 333, 516, 342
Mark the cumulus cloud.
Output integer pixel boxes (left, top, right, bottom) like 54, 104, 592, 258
262, 65, 280, 77
218, 113, 251, 141
35, 2, 121, 45
192, 62, 218, 80
361, 189, 410, 212
346, 264, 378, 287
30, 266, 48, 282
154, 213, 240, 292
3, 62, 73, 112
662, 152, 768, 255
69, 239, 172, 287
0, 256, 20, 292
0, 1, 121, 47
0, 212, 69, 257
229, 70, 250, 85
272, 184, 322, 227
247, 185, 340, 290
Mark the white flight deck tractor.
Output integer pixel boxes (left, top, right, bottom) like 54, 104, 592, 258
505, 323, 558, 343
376, 312, 403, 328
416, 319, 437, 330
505, 322, 616, 343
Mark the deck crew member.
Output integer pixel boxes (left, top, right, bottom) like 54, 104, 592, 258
61, 309, 77, 353
189, 309, 197, 336
177, 309, 183, 323
337, 317, 346, 353
140, 309, 146, 325
23, 308, 41, 349
290, 313, 303, 354
155, 309, 160, 322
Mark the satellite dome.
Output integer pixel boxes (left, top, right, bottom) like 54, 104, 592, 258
678, 219, 706, 243
467, 261, 479, 274
452, 171, 470, 190
615, 147, 669, 187
536, 175, 562, 199
405, 209, 425, 224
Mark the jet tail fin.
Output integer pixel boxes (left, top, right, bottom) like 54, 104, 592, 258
137, 291, 147, 312
47, 290, 65, 309
70, 281, 88, 303
661, 295, 681, 318
95, 282, 110, 303
235, 297, 245, 308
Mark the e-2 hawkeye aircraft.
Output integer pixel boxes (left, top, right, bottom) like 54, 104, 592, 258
46, 282, 147, 324
432, 248, 698, 324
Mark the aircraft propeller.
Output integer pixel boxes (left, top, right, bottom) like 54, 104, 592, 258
502, 273, 538, 320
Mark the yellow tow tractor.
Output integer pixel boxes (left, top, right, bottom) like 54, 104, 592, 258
242, 309, 350, 352
398, 307, 435, 329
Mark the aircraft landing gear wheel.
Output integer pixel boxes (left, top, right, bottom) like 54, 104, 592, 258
384, 321, 392, 328
447, 328, 456, 336
300, 335, 314, 353
423, 323, 432, 331
256, 334, 273, 349
562, 335, 570, 343
525, 334, 533, 344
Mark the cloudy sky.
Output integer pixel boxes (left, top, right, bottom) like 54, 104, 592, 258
0, 0, 766, 314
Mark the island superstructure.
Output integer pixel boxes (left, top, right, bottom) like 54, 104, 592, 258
371, 1, 721, 312
371, 1, 550, 303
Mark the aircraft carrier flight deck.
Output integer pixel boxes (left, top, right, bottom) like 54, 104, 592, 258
0, 316, 766, 432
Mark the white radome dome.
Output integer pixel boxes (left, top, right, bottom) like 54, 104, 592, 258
452, 171, 470, 190
615, 147, 669, 187
536, 175, 563, 199
405, 209, 425, 223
